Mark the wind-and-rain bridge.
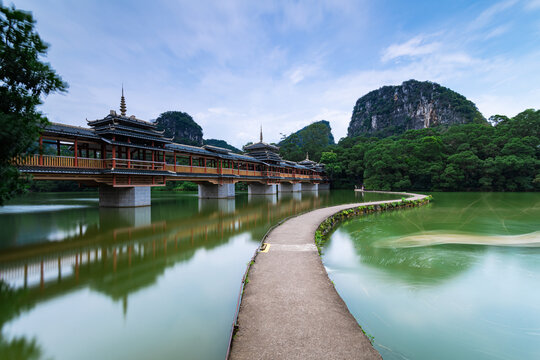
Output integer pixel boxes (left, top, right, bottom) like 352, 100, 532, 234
15, 96, 328, 207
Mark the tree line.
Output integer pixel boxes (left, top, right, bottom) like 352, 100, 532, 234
321, 109, 540, 191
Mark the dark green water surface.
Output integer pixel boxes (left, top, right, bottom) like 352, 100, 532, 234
0, 190, 394, 360
322, 192, 540, 360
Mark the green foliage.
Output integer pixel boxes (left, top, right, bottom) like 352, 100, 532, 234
172, 181, 198, 192
155, 111, 203, 146
327, 109, 539, 191
0, 4, 67, 205
28, 180, 93, 192
279, 120, 335, 162
203, 139, 241, 153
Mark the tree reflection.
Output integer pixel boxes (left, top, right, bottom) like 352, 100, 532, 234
335, 204, 484, 285
0, 282, 44, 360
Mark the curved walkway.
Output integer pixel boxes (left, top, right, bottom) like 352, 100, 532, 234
229, 191, 427, 360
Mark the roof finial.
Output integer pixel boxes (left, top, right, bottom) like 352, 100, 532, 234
306, 152, 309, 160
120, 85, 127, 116
260, 125, 263, 142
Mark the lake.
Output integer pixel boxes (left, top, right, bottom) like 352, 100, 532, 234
322, 192, 540, 360
0, 190, 394, 360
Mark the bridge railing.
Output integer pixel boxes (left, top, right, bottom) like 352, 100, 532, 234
107, 158, 166, 170
16, 154, 105, 169
16, 154, 326, 181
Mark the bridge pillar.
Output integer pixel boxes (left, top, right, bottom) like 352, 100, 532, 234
301, 183, 318, 192
278, 183, 302, 192
99, 186, 151, 207
198, 182, 235, 199
318, 183, 330, 190
248, 183, 277, 196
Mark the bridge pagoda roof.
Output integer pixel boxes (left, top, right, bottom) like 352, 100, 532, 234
42, 123, 101, 140
94, 127, 171, 144
88, 113, 158, 130
166, 143, 264, 163
242, 127, 283, 164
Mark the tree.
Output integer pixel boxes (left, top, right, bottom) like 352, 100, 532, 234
154, 111, 203, 146
0, 4, 67, 204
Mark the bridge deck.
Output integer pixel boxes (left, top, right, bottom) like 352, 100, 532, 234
229, 193, 427, 360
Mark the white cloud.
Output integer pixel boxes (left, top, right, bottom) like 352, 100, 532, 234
482, 23, 512, 40
286, 64, 321, 84
524, 0, 540, 10
9, 0, 540, 150
469, 0, 518, 30
381, 36, 441, 62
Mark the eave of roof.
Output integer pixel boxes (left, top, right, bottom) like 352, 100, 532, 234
243, 141, 280, 152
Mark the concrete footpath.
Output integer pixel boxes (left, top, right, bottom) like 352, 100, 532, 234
229, 192, 426, 360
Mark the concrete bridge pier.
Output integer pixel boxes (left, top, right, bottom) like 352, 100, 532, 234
99, 186, 151, 207
318, 183, 330, 190
278, 183, 301, 192
248, 183, 277, 196
198, 182, 235, 199
301, 183, 318, 192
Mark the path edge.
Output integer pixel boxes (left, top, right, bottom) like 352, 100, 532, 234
225, 190, 432, 359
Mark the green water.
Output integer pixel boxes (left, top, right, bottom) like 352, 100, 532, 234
0, 190, 394, 360
322, 192, 540, 360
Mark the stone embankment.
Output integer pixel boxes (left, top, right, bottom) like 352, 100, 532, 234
228, 191, 430, 360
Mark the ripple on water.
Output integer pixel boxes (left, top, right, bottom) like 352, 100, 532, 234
0, 204, 89, 214
376, 231, 540, 248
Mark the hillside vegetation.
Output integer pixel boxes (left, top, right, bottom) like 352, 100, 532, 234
323, 109, 539, 191
279, 120, 335, 162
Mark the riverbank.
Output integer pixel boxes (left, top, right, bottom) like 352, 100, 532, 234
229, 191, 429, 359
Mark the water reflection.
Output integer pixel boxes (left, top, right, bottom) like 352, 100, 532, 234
100, 207, 152, 228
323, 192, 540, 360
248, 194, 277, 204
198, 198, 236, 214
0, 190, 399, 360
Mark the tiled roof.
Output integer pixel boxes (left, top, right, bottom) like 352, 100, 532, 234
88, 114, 157, 129
43, 123, 100, 139
95, 128, 171, 143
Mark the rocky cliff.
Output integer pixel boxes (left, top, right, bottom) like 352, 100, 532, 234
154, 111, 203, 146
348, 80, 486, 138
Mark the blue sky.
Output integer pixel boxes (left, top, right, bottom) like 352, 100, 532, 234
9, 0, 540, 147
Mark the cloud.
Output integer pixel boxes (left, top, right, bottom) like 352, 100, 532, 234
524, 0, 540, 10
381, 36, 441, 62
482, 23, 512, 40
286, 63, 321, 84
9, 0, 540, 149
469, 0, 518, 30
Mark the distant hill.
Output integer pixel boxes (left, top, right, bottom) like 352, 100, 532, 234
278, 120, 335, 162
348, 80, 486, 138
154, 110, 242, 153
203, 139, 241, 153
155, 111, 203, 146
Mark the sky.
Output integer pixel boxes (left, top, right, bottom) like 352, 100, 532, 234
8, 0, 540, 148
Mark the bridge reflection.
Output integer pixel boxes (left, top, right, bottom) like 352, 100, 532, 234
0, 193, 322, 310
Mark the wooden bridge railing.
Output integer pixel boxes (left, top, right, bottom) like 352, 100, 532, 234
16, 154, 324, 181
17, 154, 105, 169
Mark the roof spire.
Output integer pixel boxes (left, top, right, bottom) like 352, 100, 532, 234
120, 85, 127, 116
260, 125, 263, 142
306, 152, 309, 160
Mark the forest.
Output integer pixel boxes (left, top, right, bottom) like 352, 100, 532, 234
321, 109, 540, 191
